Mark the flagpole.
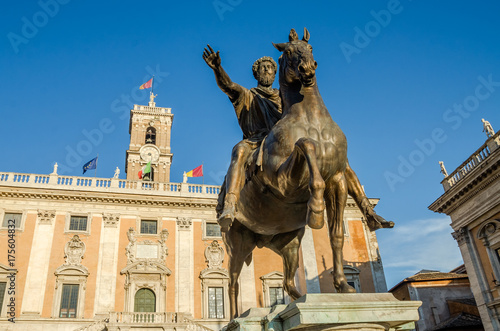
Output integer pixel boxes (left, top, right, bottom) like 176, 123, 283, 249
95, 154, 98, 178
202, 162, 204, 185
151, 75, 155, 95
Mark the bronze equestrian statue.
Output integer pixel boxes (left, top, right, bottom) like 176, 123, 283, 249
204, 28, 393, 319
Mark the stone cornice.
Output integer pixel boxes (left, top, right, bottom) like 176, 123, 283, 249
0, 187, 217, 209
429, 156, 500, 214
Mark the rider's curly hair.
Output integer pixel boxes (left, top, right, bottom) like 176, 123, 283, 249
252, 56, 277, 80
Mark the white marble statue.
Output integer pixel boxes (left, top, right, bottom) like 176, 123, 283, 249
439, 161, 448, 177
51, 162, 58, 175
150, 92, 157, 104
482, 118, 495, 138
113, 167, 120, 178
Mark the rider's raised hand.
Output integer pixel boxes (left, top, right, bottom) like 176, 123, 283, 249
203, 44, 221, 69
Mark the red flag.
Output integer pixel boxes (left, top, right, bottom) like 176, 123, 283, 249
140, 78, 153, 90
186, 165, 203, 177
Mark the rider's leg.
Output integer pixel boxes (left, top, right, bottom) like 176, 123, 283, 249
345, 161, 394, 231
218, 141, 253, 232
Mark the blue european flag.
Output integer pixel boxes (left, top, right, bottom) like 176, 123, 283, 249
83, 157, 98, 174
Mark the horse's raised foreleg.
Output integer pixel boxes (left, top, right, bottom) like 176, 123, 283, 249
345, 161, 394, 231
222, 220, 257, 319
266, 228, 305, 300
276, 137, 325, 229
325, 173, 356, 293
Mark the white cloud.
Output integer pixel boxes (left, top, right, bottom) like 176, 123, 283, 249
378, 217, 464, 289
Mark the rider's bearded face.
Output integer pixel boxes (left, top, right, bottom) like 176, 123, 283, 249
257, 61, 275, 87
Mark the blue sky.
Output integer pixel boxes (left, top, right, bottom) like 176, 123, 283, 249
1, 1, 499, 289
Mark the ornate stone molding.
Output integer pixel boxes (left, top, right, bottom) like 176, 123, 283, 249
126, 228, 137, 264
177, 217, 192, 230
452, 227, 470, 246
0, 190, 218, 209
37, 210, 55, 225
103, 213, 120, 228
64, 235, 86, 266
205, 240, 225, 269
125, 227, 169, 265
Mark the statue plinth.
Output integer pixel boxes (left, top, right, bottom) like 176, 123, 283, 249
223, 293, 421, 331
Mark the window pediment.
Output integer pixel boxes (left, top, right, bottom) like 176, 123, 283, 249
121, 260, 172, 276
55, 265, 89, 276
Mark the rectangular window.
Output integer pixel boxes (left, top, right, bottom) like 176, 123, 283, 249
69, 216, 87, 231
0, 282, 6, 315
59, 284, 79, 318
269, 287, 284, 306
208, 287, 224, 319
141, 220, 157, 234
2, 213, 22, 228
206, 223, 221, 238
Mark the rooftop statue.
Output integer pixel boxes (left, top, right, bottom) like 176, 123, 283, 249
204, 28, 393, 319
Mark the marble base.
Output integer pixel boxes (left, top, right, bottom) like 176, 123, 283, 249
223, 293, 421, 331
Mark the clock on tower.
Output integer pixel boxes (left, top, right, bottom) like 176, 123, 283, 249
125, 94, 174, 182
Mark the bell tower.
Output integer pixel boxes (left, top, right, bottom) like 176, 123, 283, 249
126, 93, 174, 182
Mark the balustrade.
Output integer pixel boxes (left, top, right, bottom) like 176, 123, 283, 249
0, 171, 220, 198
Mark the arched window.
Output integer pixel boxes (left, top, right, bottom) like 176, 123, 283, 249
134, 288, 156, 312
145, 127, 156, 145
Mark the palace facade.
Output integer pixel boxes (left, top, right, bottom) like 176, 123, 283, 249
429, 122, 500, 331
0, 99, 388, 331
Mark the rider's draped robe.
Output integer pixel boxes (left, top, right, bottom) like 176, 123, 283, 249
216, 86, 282, 216
233, 86, 282, 143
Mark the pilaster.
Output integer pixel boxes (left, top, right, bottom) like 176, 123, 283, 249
300, 226, 320, 293
94, 214, 121, 317
175, 217, 194, 315
20, 210, 56, 316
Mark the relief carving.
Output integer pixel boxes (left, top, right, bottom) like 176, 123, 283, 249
452, 227, 470, 246
177, 217, 192, 230
103, 213, 120, 228
126, 227, 137, 264
38, 210, 55, 225
64, 235, 85, 266
126, 227, 169, 264
205, 240, 225, 269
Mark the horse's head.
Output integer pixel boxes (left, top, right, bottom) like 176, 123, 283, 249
273, 28, 317, 87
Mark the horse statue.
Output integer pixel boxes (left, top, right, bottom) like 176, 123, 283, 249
222, 28, 356, 319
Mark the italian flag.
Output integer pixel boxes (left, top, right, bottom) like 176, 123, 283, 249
186, 164, 203, 177
138, 162, 151, 179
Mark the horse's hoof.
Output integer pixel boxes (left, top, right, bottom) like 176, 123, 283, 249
336, 281, 356, 293
218, 209, 235, 232
366, 213, 394, 231
307, 209, 324, 229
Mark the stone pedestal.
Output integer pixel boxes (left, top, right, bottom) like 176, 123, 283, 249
223, 293, 421, 331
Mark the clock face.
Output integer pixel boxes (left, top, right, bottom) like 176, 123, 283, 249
140, 145, 160, 162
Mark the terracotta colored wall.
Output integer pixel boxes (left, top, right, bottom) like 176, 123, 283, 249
252, 247, 284, 307
0, 211, 37, 317
41, 214, 102, 318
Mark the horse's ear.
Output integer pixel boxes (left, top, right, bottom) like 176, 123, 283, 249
289, 29, 299, 42
272, 42, 287, 52
302, 28, 310, 42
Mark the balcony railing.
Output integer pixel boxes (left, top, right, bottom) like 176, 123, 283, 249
110, 311, 182, 324
106, 312, 214, 330
442, 131, 500, 191
0, 171, 220, 198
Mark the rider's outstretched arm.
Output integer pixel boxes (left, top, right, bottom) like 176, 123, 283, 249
203, 45, 245, 116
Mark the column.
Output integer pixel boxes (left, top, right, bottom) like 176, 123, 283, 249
93, 214, 121, 317
21, 210, 56, 316
175, 217, 194, 315
453, 228, 499, 331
